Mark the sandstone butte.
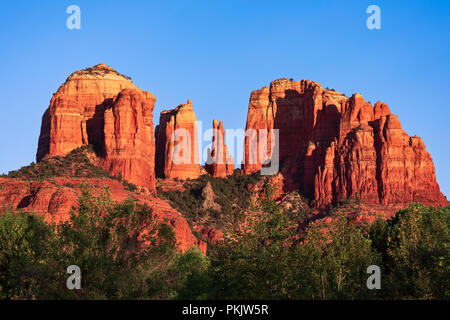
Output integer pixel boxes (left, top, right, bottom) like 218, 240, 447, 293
205, 120, 235, 178
3, 66, 448, 254
30, 64, 205, 253
36, 64, 156, 191
155, 100, 201, 180
242, 78, 447, 208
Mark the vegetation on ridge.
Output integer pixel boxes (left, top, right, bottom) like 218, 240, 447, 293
0, 182, 448, 299
2, 145, 138, 191
79, 65, 132, 81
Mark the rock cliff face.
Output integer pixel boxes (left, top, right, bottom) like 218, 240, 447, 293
155, 100, 200, 180
36, 64, 156, 190
205, 120, 235, 178
0, 178, 78, 223
102, 89, 156, 189
242, 78, 446, 207
0, 177, 206, 253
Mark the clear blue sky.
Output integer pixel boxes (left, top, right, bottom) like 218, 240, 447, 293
0, 0, 449, 198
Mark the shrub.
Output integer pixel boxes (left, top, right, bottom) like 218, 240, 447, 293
123, 180, 138, 192
7, 146, 111, 181
81, 66, 131, 81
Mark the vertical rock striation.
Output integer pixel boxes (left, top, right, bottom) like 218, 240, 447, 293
242, 78, 446, 207
205, 120, 235, 178
155, 100, 200, 180
102, 89, 156, 189
36, 64, 156, 190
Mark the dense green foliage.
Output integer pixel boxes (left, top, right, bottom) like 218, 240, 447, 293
369, 203, 449, 299
0, 186, 206, 299
185, 183, 381, 299
0, 211, 61, 299
195, 189, 449, 300
0, 179, 448, 300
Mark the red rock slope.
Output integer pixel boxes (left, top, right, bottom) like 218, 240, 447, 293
0, 176, 206, 253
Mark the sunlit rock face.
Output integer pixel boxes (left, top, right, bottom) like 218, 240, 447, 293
155, 100, 201, 180
102, 89, 156, 190
242, 78, 446, 207
36, 64, 156, 190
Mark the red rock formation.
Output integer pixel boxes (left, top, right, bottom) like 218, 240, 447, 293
0, 179, 80, 223
37, 64, 137, 160
242, 78, 447, 207
205, 120, 235, 178
36, 64, 156, 191
102, 89, 156, 189
0, 177, 206, 253
155, 100, 200, 180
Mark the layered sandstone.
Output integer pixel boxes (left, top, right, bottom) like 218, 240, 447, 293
155, 100, 200, 179
36, 64, 156, 190
102, 89, 156, 189
205, 120, 235, 178
0, 177, 206, 253
0, 178, 77, 223
242, 78, 447, 207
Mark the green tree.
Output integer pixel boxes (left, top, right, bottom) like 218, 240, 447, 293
205, 181, 380, 300
372, 203, 450, 299
57, 185, 179, 299
0, 211, 62, 299
206, 181, 300, 299
0, 185, 196, 300
296, 217, 380, 299
173, 247, 210, 300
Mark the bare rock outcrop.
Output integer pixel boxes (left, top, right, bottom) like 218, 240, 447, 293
201, 181, 221, 211
36, 64, 156, 191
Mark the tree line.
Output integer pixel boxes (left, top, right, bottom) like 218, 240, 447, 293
0, 183, 448, 299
